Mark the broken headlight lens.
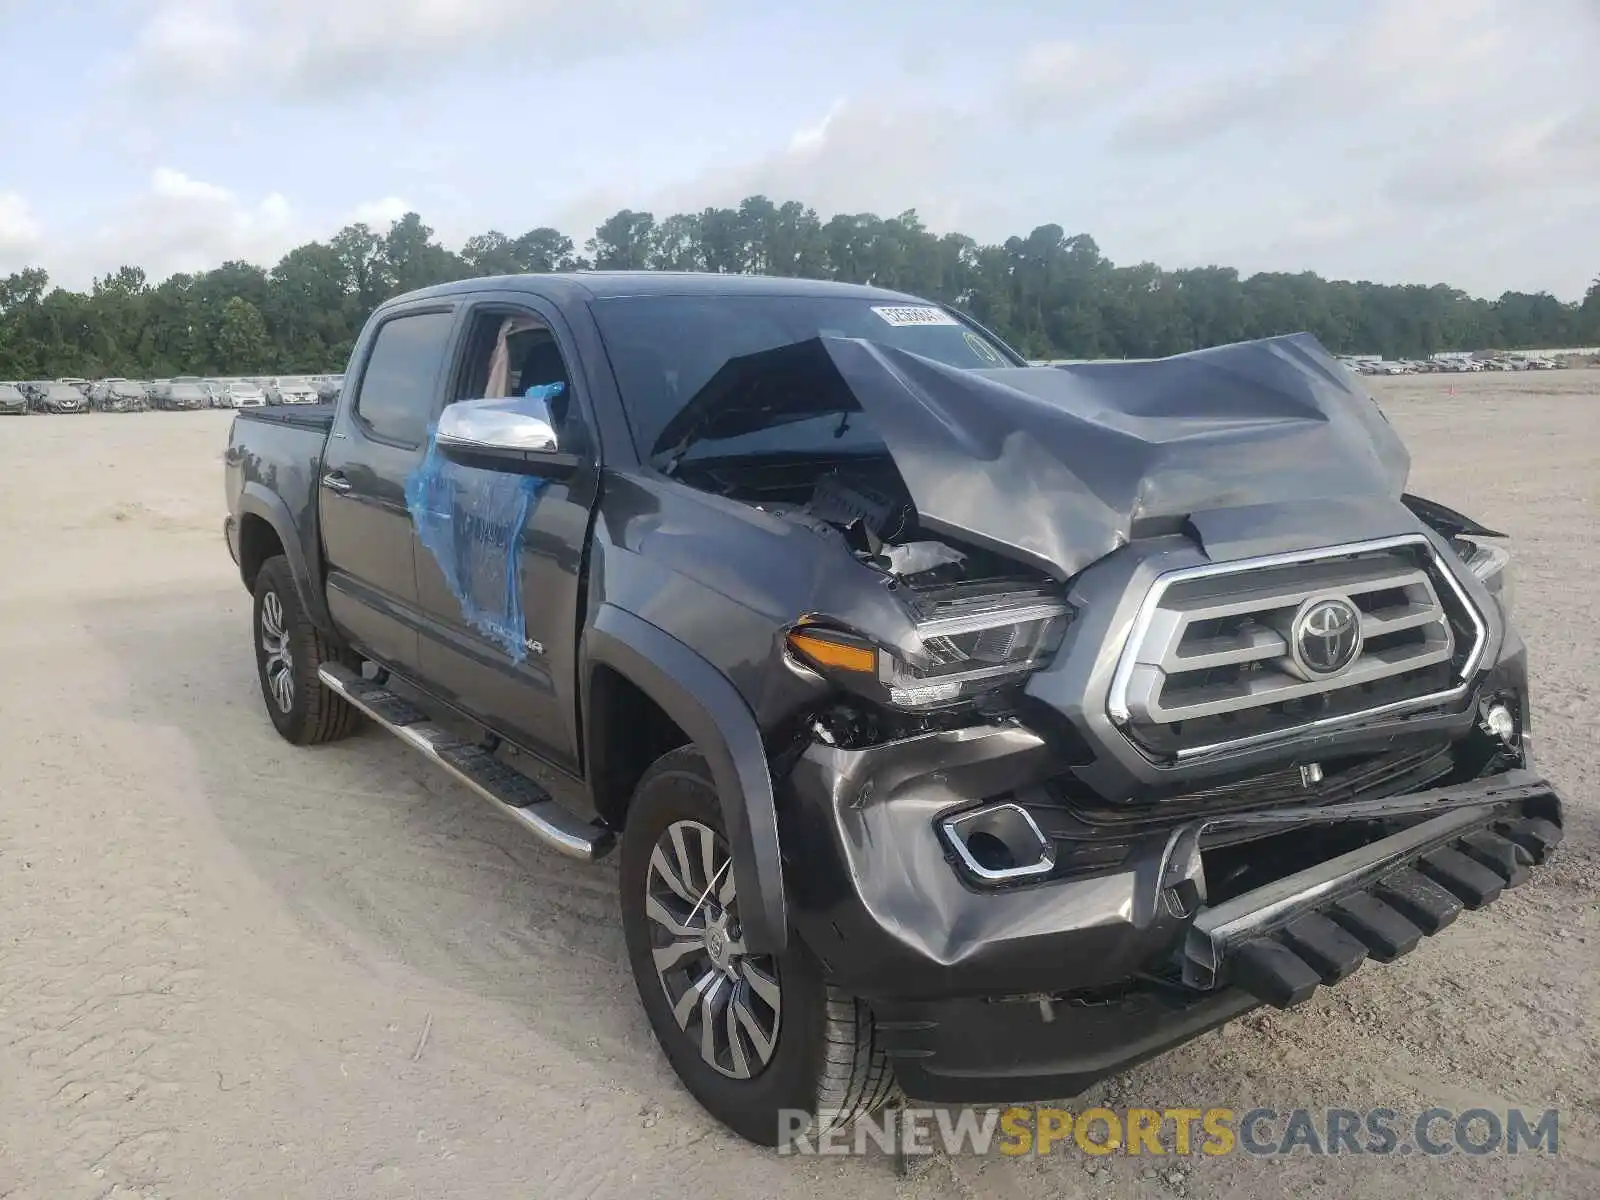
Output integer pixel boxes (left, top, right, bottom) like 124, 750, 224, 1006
1463, 541, 1514, 617
788, 597, 1072, 711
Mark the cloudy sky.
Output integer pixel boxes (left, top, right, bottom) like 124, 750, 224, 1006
1, 0, 1596, 298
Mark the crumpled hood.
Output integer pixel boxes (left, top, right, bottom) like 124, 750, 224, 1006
657, 332, 1415, 579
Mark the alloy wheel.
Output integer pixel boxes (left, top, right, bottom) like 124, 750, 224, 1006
259, 590, 295, 713
645, 819, 782, 1080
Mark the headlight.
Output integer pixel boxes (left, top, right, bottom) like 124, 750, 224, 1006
787, 595, 1072, 711
1463, 541, 1514, 616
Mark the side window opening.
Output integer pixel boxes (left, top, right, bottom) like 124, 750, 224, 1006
454, 310, 577, 444
353, 310, 455, 446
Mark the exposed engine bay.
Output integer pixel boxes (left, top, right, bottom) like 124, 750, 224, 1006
674, 454, 1044, 595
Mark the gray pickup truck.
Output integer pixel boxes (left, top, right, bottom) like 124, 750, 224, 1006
224, 271, 1562, 1147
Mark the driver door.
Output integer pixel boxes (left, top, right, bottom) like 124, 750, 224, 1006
413, 297, 600, 774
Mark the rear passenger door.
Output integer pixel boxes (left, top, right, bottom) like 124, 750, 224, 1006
320, 303, 457, 670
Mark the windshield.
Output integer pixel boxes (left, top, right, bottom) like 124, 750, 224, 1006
0, 385, 22, 399
170, 384, 205, 398
590, 295, 1020, 458
46, 385, 81, 398
232, 384, 262, 395
111, 383, 144, 396
277, 377, 312, 388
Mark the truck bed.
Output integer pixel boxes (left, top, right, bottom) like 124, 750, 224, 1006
224, 403, 334, 612
233, 404, 337, 432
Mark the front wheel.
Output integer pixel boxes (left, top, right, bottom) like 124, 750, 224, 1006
619, 746, 896, 1147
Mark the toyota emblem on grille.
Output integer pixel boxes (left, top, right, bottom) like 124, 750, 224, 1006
1291, 595, 1363, 678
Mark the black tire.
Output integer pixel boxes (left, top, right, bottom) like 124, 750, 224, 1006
252, 555, 361, 745
619, 746, 896, 1147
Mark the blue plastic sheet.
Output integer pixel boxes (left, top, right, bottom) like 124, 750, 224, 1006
404, 386, 561, 663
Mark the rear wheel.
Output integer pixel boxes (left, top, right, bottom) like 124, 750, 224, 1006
252, 555, 361, 745
619, 746, 896, 1147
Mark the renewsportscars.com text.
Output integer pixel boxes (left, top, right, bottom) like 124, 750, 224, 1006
778, 1106, 1560, 1158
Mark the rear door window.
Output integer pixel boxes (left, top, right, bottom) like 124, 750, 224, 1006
354, 310, 455, 445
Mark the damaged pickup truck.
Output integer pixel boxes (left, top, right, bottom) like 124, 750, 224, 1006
223, 272, 1562, 1146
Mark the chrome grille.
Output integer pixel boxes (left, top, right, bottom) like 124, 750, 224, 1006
1109, 536, 1486, 760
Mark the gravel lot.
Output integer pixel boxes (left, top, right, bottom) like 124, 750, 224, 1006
0, 371, 1594, 1198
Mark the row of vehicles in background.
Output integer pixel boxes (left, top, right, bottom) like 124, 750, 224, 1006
1341, 353, 1565, 376
0, 374, 344, 415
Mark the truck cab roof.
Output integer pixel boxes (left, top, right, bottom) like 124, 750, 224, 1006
382, 270, 930, 310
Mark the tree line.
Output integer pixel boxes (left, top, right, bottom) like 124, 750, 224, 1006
2, 195, 1598, 379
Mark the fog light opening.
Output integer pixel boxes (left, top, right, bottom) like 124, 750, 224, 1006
1480, 698, 1519, 745
940, 802, 1055, 885
964, 830, 1016, 872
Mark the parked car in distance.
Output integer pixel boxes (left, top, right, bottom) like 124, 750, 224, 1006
265, 375, 320, 405
38, 382, 87, 413
56, 376, 90, 395
226, 381, 267, 408
87, 377, 127, 407
98, 381, 150, 412
224, 272, 1560, 1148
159, 381, 209, 411
0, 382, 28, 415
315, 374, 344, 402
200, 380, 231, 408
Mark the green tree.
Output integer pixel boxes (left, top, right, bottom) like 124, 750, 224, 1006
0, 199, 1589, 377
216, 296, 269, 372
1581, 275, 1600, 343
380, 212, 466, 297
330, 223, 386, 312
586, 210, 656, 269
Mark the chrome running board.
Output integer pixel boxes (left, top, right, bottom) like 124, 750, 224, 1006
318, 662, 613, 861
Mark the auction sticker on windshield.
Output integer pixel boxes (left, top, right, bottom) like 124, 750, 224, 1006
871, 305, 960, 327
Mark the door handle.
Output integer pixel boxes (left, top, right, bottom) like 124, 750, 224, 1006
321, 472, 353, 494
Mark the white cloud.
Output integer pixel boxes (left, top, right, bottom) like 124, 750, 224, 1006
131, 0, 706, 99
1117, 0, 1530, 151
8, 169, 296, 287
4, 171, 436, 288
1384, 105, 1600, 210
151, 166, 235, 204
83, 168, 295, 281
1086, 0, 1600, 297
347, 197, 412, 228
1008, 40, 1136, 125
135, 2, 250, 90
0, 192, 43, 271
787, 100, 848, 154
559, 39, 1132, 241
634, 97, 995, 236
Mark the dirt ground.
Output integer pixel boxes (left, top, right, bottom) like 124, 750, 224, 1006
0, 370, 1595, 1199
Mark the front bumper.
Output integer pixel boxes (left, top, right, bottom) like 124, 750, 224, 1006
783, 725, 1563, 1102
875, 985, 1258, 1105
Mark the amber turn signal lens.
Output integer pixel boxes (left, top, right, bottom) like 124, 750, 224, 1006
786, 630, 877, 674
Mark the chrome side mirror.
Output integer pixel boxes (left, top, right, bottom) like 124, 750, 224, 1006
434, 393, 579, 478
